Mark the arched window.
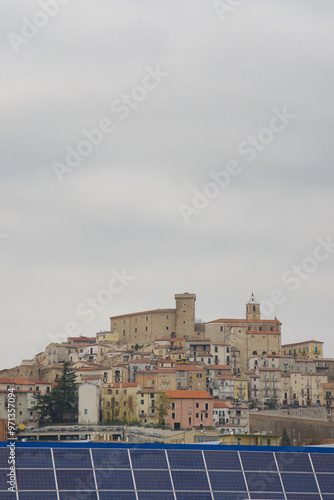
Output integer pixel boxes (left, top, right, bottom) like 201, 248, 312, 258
262, 351, 267, 355
252, 351, 258, 355
272, 351, 276, 355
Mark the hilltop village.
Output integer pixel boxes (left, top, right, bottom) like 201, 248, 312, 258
1, 293, 334, 445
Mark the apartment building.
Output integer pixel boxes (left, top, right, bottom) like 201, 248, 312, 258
165, 390, 214, 430
282, 340, 323, 359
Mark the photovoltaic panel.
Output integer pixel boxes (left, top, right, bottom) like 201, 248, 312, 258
285, 495, 321, 500
16, 469, 56, 490
0, 449, 10, 468
95, 468, 134, 490
281, 472, 318, 493
18, 494, 58, 500
53, 448, 92, 468
1, 442, 334, 498
275, 451, 313, 472
172, 470, 209, 490
311, 453, 334, 472
137, 492, 175, 500
92, 448, 130, 469
0, 470, 10, 490
209, 470, 247, 491
249, 494, 285, 499
168, 449, 205, 469
204, 450, 242, 470
175, 493, 213, 500
134, 469, 172, 490
59, 493, 98, 500
130, 449, 168, 469
56, 469, 96, 490
316, 473, 334, 494
214, 494, 249, 500
240, 451, 278, 471
99, 493, 137, 500
245, 471, 283, 492
16, 448, 53, 468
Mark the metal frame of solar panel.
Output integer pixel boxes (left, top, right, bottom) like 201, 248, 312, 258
1, 442, 334, 500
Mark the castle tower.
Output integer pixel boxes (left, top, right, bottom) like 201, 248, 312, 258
175, 293, 196, 338
246, 293, 261, 320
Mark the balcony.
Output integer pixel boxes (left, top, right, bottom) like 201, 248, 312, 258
138, 412, 147, 418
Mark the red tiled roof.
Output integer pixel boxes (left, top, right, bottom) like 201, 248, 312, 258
166, 390, 213, 399
175, 366, 205, 372
129, 359, 152, 364
246, 331, 280, 335
216, 374, 234, 380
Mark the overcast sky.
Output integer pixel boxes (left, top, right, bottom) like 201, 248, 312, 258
1, 0, 333, 370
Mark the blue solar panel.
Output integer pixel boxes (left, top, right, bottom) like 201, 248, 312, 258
16, 448, 53, 469
53, 448, 92, 468
286, 495, 321, 500
312, 453, 334, 472
134, 469, 172, 490
130, 449, 168, 469
176, 493, 213, 500
18, 494, 58, 500
245, 471, 282, 492
209, 470, 247, 491
56, 469, 96, 490
172, 470, 209, 490
0, 470, 10, 490
281, 472, 318, 493
92, 448, 130, 468
138, 493, 175, 500
1, 442, 334, 498
0, 449, 10, 468
205, 450, 242, 470
95, 469, 134, 490
16, 469, 56, 490
168, 449, 205, 469
241, 451, 278, 471
99, 493, 136, 500
249, 494, 285, 499
316, 473, 334, 493
275, 452, 313, 472
59, 493, 98, 500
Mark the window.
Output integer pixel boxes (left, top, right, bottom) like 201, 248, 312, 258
172, 413, 175, 420
124, 389, 127, 395
220, 327, 223, 332
145, 327, 148, 331
166, 315, 169, 319
205, 403, 209, 410
196, 413, 199, 418
196, 403, 199, 408
141, 400, 144, 405
135, 328, 137, 333
172, 402, 175, 409
146, 316, 148, 321
215, 347, 218, 353
226, 347, 229, 353
84, 409, 88, 415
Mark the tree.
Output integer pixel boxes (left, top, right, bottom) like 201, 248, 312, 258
266, 398, 277, 409
156, 393, 171, 426
281, 428, 291, 447
34, 362, 78, 423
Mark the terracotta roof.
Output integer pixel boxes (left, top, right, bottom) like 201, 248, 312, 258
216, 374, 234, 380
0, 377, 33, 385
166, 390, 213, 399
258, 368, 280, 371
68, 336, 96, 341
207, 318, 282, 325
267, 355, 280, 358
214, 402, 230, 408
282, 340, 323, 347
136, 369, 175, 374
322, 383, 334, 388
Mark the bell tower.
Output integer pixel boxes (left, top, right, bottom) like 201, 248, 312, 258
246, 293, 261, 320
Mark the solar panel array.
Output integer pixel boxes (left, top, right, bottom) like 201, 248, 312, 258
1, 444, 334, 500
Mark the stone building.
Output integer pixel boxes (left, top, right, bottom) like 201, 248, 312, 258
109, 293, 197, 345
205, 294, 281, 372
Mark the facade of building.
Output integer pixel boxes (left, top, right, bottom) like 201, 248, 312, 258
78, 381, 101, 424
165, 390, 214, 429
175, 365, 206, 391
205, 295, 281, 372
282, 340, 323, 359
110, 293, 196, 344
102, 382, 139, 423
